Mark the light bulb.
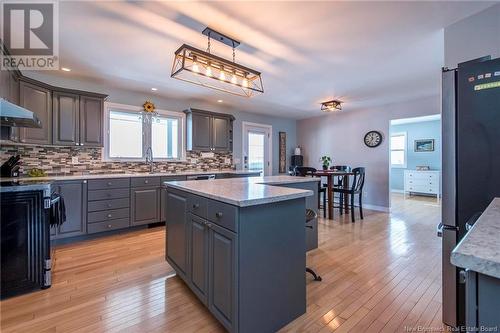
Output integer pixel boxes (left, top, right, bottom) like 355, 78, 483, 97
242, 78, 248, 88
231, 74, 237, 84
219, 71, 226, 81
192, 61, 199, 73
206, 66, 212, 77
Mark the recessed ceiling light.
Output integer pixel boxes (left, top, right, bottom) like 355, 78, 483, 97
61, 67, 71, 72
217, 99, 223, 103
151, 88, 158, 91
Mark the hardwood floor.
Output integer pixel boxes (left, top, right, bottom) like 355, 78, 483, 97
0, 194, 447, 333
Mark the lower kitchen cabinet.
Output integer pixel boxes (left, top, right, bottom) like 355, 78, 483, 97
165, 189, 189, 279
465, 271, 500, 330
52, 180, 87, 239
188, 213, 209, 304
130, 187, 160, 226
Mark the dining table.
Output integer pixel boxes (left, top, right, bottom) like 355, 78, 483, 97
313, 170, 355, 220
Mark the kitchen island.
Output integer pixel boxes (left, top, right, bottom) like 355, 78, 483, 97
451, 198, 500, 330
163, 176, 320, 333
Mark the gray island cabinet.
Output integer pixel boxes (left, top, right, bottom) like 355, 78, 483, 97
451, 198, 500, 330
164, 176, 319, 333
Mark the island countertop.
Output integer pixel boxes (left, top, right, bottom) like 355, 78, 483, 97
164, 175, 319, 207
451, 198, 500, 279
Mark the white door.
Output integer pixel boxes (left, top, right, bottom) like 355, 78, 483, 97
242, 122, 272, 176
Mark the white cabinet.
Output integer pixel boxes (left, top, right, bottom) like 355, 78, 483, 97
404, 170, 440, 201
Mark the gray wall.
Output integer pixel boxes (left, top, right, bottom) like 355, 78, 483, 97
444, 4, 500, 68
297, 95, 440, 210
390, 120, 441, 191
24, 73, 297, 175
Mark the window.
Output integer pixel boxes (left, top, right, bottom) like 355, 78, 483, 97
390, 132, 407, 168
104, 103, 184, 161
247, 132, 265, 171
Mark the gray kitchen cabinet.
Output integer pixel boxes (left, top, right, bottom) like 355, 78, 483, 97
160, 176, 187, 222
79, 95, 104, 147
208, 222, 237, 331
188, 213, 210, 305
185, 108, 234, 152
19, 81, 52, 144
465, 271, 500, 330
52, 91, 80, 146
130, 187, 160, 226
165, 189, 189, 279
52, 180, 87, 239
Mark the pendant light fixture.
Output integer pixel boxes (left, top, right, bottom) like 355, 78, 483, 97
321, 99, 343, 112
171, 28, 264, 97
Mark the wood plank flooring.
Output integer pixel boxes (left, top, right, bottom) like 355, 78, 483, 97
0, 194, 448, 332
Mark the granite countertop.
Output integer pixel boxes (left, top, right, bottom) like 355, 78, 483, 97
165, 175, 318, 207
451, 198, 500, 279
0, 169, 257, 182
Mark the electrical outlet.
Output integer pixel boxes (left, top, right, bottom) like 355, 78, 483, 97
71, 156, 79, 164
224, 158, 231, 164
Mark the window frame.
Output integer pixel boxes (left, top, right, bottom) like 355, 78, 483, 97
390, 131, 407, 168
103, 102, 186, 162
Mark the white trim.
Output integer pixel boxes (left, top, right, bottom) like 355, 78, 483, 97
390, 114, 441, 125
103, 102, 186, 162
390, 189, 405, 194
363, 204, 390, 213
390, 131, 407, 168
241, 121, 273, 176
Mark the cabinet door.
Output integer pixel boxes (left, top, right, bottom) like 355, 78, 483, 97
130, 187, 160, 226
9, 73, 19, 105
160, 187, 166, 222
19, 81, 52, 144
80, 95, 103, 147
56, 180, 87, 238
191, 113, 212, 151
189, 214, 209, 304
212, 116, 230, 151
165, 190, 189, 278
53, 92, 80, 146
208, 223, 237, 331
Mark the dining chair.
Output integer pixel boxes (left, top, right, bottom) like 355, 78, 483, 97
305, 208, 322, 281
333, 167, 365, 223
294, 167, 327, 218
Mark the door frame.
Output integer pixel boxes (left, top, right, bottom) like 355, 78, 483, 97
242, 121, 272, 176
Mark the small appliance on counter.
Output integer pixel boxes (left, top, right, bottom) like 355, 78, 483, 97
289, 154, 304, 175
1, 155, 21, 178
0, 180, 65, 299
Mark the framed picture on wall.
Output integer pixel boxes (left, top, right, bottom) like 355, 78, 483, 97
414, 139, 434, 152
279, 132, 286, 173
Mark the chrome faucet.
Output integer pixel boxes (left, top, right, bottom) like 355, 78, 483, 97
145, 147, 154, 173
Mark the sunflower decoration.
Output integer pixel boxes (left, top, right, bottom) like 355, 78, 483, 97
143, 100, 156, 113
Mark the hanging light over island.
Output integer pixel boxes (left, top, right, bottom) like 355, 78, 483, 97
171, 28, 264, 97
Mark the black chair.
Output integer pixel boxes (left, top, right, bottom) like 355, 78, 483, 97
333, 167, 365, 223
294, 167, 327, 218
305, 209, 322, 281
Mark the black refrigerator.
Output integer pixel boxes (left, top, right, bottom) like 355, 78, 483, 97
441, 56, 500, 328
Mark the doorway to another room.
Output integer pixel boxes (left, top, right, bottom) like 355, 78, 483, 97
242, 122, 272, 176
389, 114, 442, 210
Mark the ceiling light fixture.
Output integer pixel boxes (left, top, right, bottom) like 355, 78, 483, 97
61, 67, 71, 72
321, 99, 343, 112
217, 99, 223, 103
171, 27, 264, 98
151, 88, 158, 91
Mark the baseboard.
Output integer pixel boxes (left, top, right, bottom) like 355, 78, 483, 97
363, 204, 390, 212
390, 189, 405, 194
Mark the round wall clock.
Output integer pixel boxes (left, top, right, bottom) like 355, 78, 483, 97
364, 131, 383, 148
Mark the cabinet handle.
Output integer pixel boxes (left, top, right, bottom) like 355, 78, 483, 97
107, 182, 112, 186
144, 180, 149, 184
107, 224, 112, 228
206, 222, 212, 228
215, 212, 223, 218
80, 143, 84, 146
107, 214, 112, 218
193, 203, 199, 209
107, 204, 112, 208
75, 143, 79, 146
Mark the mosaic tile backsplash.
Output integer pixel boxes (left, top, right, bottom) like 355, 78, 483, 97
0, 144, 233, 176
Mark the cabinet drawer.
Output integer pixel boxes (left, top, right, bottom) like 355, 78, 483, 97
88, 207, 129, 223
88, 178, 130, 190
207, 199, 238, 232
87, 218, 130, 234
88, 198, 129, 212
88, 188, 129, 201
131, 176, 161, 188
406, 172, 438, 180
188, 195, 208, 218
407, 185, 438, 194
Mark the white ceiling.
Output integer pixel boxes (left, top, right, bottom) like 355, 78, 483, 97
29, 1, 495, 119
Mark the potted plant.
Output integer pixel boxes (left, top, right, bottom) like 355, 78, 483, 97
320, 156, 331, 170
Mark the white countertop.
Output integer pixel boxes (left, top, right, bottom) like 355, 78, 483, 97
165, 175, 319, 207
0, 170, 258, 182
451, 198, 500, 279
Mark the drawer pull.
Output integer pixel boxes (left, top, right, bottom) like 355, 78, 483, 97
107, 214, 112, 218
215, 212, 223, 218
206, 222, 212, 228
193, 203, 200, 209
144, 180, 149, 184
107, 224, 112, 228
107, 182, 112, 186
107, 204, 112, 208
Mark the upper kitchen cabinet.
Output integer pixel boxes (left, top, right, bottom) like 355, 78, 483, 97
18, 80, 52, 145
184, 108, 234, 152
79, 95, 104, 147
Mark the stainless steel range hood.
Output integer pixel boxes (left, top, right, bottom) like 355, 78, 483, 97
0, 98, 42, 128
